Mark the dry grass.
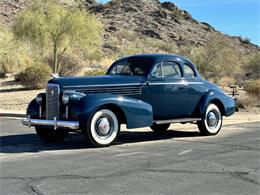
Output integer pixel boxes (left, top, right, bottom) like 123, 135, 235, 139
237, 95, 255, 110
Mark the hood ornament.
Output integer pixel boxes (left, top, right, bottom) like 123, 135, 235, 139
50, 73, 59, 78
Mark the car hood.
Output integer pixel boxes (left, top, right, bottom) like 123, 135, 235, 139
48, 75, 147, 89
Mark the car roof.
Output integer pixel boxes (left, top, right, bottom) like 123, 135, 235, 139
120, 53, 192, 64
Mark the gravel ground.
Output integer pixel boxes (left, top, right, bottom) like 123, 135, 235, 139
0, 77, 43, 111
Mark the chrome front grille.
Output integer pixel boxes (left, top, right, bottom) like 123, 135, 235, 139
78, 85, 143, 95
46, 84, 60, 120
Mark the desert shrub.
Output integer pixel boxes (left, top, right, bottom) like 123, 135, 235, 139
118, 30, 137, 42
0, 25, 32, 74
84, 69, 106, 76
244, 80, 260, 98
19, 65, 51, 89
236, 94, 255, 110
240, 37, 251, 44
219, 76, 236, 87
13, 0, 103, 74
189, 34, 242, 79
141, 37, 178, 53
47, 53, 85, 76
0, 72, 6, 78
59, 55, 84, 76
245, 53, 260, 79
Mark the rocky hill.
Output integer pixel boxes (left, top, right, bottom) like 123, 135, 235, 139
1, 0, 259, 55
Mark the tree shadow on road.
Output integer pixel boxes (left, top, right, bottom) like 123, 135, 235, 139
0, 129, 201, 153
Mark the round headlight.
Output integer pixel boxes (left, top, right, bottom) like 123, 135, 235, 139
36, 94, 42, 104
62, 93, 69, 105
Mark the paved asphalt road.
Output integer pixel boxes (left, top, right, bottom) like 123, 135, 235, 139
0, 118, 259, 195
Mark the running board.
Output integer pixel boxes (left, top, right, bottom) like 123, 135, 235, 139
153, 118, 201, 125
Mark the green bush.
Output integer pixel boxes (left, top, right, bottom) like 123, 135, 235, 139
19, 65, 51, 89
244, 80, 260, 98
0, 25, 32, 74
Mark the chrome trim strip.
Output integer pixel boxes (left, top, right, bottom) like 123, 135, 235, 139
65, 106, 69, 119
21, 117, 79, 130
63, 83, 146, 89
39, 105, 42, 118
63, 82, 203, 89
154, 118, 201, 124
149, 82, 203, 86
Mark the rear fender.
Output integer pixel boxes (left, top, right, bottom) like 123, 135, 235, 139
198, 89, 236, 117
71, 94, 153, 129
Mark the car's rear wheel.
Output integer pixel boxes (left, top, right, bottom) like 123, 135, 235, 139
35, 127, 68, 142
84, 109, 120, 147
198, 103, 223, 135
150, 123, 170, 134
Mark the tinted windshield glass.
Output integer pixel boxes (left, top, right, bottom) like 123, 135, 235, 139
108, 59, 152, 76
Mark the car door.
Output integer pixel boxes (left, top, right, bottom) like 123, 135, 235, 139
144, 60, 188, 119
181, 62, 205, 116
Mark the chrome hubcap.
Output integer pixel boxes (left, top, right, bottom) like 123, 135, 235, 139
207, 111, 218, 128
96, 117, 111, 136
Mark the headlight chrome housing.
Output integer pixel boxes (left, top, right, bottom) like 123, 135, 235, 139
36, 94, 43, 104
62, 93, 70, 105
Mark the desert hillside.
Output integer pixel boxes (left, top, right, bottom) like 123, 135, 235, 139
1, 0, 259, 55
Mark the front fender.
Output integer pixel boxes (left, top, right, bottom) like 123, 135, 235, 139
26, 99, 39, 118
198, 89, 236, 117
26, 92, 46, 118
71, 94, 153, 129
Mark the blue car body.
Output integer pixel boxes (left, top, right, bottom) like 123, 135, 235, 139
24, 54, 237, 131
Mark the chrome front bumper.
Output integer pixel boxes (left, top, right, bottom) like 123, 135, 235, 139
21, 116, 79, 130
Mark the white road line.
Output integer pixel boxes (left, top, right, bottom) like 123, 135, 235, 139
178, 149, 193, 155
114, 152, 146, 157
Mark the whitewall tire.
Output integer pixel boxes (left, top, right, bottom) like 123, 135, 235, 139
198, 104, 223, 135
85, 109, 120, 147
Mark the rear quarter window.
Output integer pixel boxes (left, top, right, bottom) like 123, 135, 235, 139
183, 63, 196, 78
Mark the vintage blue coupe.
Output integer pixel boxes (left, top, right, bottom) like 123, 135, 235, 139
22, 54, 237, 147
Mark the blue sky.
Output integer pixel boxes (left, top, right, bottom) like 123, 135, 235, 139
98, 0, 260, 46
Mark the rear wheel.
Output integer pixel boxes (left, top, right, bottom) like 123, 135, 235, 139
150, 123, 170, 134
35, 127, 68, 142
83, 109, 120, 147
198, 104, 223, 135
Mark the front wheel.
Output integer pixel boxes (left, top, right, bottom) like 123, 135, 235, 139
198, 104, 223, 135
35, 127, 68, 142
84, 109, 120, 147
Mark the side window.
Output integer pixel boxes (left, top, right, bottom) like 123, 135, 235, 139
110, 61, 129, 74
183, 63, 195, 78
162, 61, 181, 78
151, 63, 162, 77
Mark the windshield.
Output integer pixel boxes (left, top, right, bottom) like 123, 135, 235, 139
107, 59, 152, 76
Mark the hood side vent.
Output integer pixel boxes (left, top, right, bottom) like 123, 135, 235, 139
76, 85, 143, 96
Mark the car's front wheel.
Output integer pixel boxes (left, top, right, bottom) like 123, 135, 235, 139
35, 127, 68, 142
84, 109, 120, 147
197, 103, 223, 135
150, 123, 170, 134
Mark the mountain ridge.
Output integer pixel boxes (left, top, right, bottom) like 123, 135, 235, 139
0, 0, 259, 54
